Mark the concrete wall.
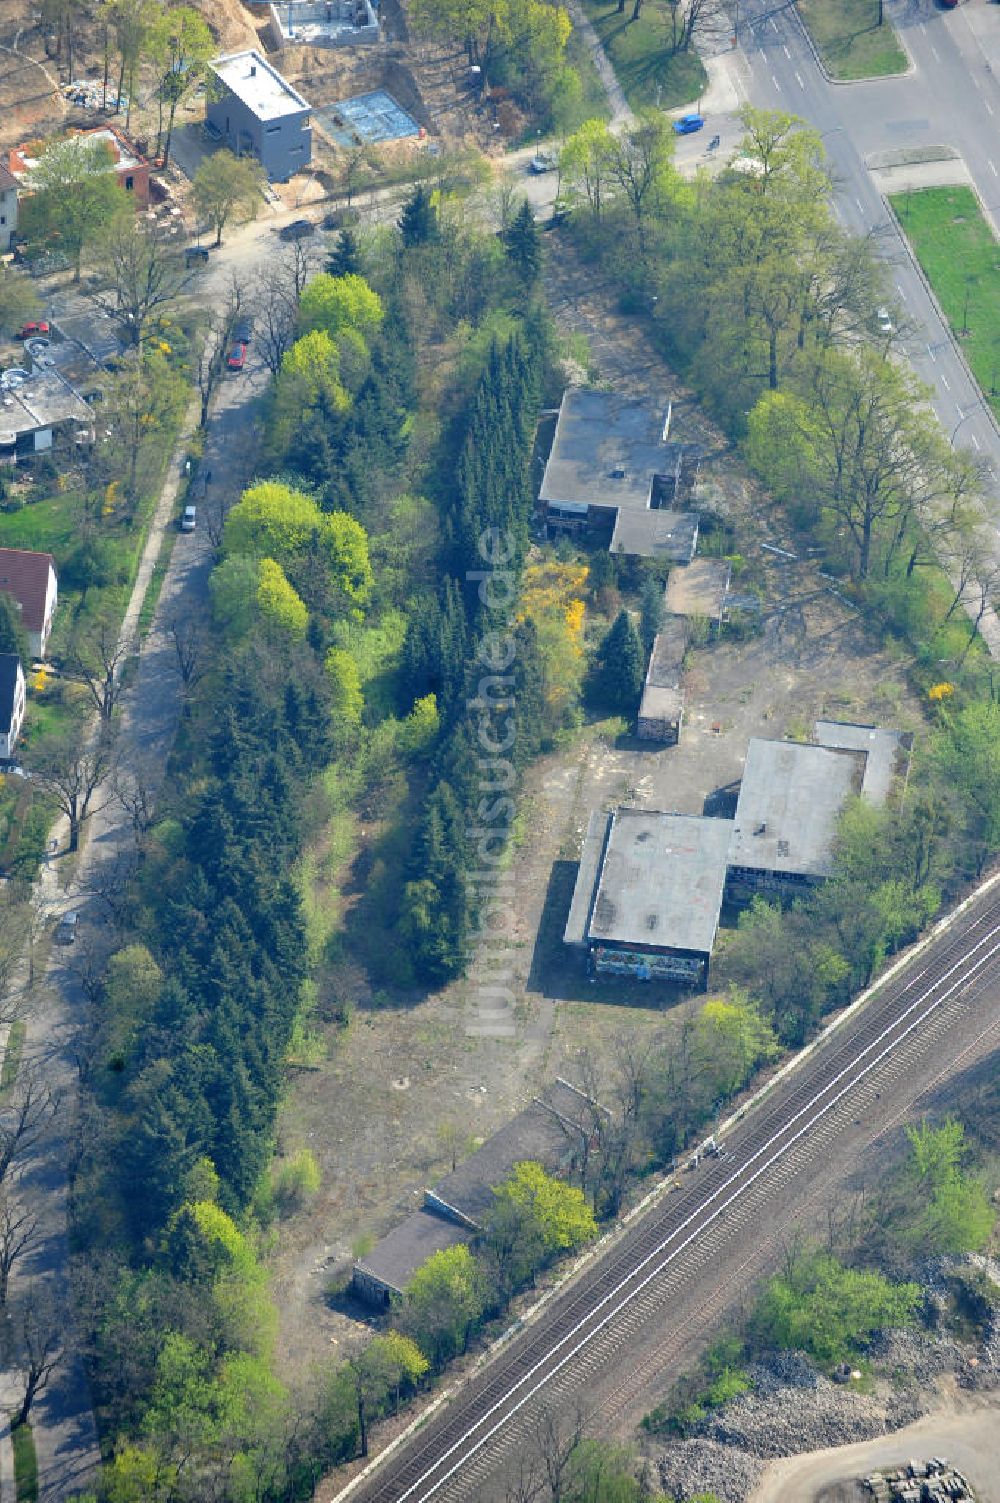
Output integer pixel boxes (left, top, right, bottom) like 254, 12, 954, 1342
206, 88, 311, 181
268, 0, 378, 48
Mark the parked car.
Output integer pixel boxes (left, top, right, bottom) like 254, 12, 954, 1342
55, 911, 78, 945
19, 321, 50, 338
185, 245, 210, 266
279, 218, 315, 242
529, 152, 556, 174
227, 342, 247, 371
877, 306, 893, 335
673, 114, 705, 135
181, 504, 197, 532
233, 317, 253, 345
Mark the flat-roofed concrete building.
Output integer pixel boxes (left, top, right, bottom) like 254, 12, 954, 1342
541, 389, 701, 562
727, 738, 866, 898
637, 614, 688, 744
352, 1080, 593, 1306
566, 808, 732, 988
564, 720, 910, 988
207, 50, 311, 181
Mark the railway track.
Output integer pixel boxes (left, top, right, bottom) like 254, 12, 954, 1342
335, 882, 1000, 1503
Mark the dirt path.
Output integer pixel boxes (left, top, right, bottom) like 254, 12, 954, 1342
748, 1396, 1000, 1503
564, 0, 634, 125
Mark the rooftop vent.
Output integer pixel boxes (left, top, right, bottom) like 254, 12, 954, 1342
753, 821, 766, 836
610, 468, 627, 480
777, 839, 790, 857
249, 63, 257, 76
646, 913, 658, 931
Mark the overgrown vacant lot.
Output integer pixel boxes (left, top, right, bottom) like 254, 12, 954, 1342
892, 186, 1000, 422
797, 0, 907, 80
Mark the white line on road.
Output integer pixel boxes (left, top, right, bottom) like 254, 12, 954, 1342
896, 283, 907, 303
772, 73, 781, 91
956, 403, 965, 423
987, 102, 995, 117
783, 43, 790, 58
990, 160, 998, 177
759, 47, 767, 60
927, 344, 937, 363
941, 374, 951, 391
972, 435, 981, 451
795, 70, 804, 89
770, 15, 778, 28
974, 75, 983, 91
930, 43, 940, 61
855, 197, 864, 214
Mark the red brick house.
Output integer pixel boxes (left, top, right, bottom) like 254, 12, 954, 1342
6, 126, 150, 207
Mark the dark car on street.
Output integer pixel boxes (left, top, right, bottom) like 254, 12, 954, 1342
278, 219, 315, 242
233, 317, 253, 345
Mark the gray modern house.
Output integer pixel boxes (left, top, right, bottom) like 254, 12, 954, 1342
206, 50, 311, 182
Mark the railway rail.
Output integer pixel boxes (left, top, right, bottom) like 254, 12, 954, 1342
335, 882, 1000, 1503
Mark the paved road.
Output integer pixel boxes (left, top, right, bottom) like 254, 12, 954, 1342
15, 323, 270, 1503
735, 0, 999, 472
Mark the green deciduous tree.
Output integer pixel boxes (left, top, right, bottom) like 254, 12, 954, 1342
257, 557, 308, 639
895, 1119, 994, 1256
751, 1252, 920, 1364
298, 272, 384, 342
23, 135, 130, 280
192, 149, 266, 247
151, 5, 214, 167
399, 1243, 486, 1368
484, 1161, 596, 1299
325, 646, 363, 731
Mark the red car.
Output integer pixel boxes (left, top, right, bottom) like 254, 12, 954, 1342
19, 321, 50, 338
227, 341, 247, 371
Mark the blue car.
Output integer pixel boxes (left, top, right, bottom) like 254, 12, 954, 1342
673, 114, 705, 135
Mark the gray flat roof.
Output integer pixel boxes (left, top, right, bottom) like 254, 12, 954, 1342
645, 616, 688, 689
638, 684, 684, 723
588, 809, 731, 956
565, 810, 611, 946
354, 1209, 467, 1297
429, 1080, 590, 1226
665, 558, 731, 620
0, 367, 92, 443
730, 739, 866, 878
814, 720, 912, 806
210, 50, 310, 120
610, 507, 698, 562
540, 388, 671, 513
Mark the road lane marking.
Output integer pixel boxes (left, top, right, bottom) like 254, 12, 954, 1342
972, 435, 981, 451
974, 75, 983, 91
930, 43, 940, 61
956, 403, 965, 423
759, 47, 767, 60
795, 70, 804, 88
783, 43, 790, 58
987, 101, 995, 117
772, 73, 781, 90
855, 196, 864, 213
941, 374, 951, 391
927, 344, 937, 363
990, 160, 998, 177
896, 283, 907, 303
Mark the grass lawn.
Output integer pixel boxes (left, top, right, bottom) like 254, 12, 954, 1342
890, 186, 1000, 422
10, 1417, 37, 1503
797, 0, 907, 80
579, 0, 707, 112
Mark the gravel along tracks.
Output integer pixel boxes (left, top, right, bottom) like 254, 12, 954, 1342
334, 882, 1000, 1503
